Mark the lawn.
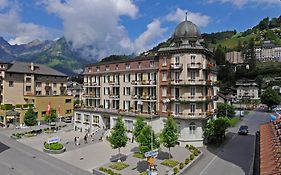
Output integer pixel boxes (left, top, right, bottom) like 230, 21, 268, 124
161, 159, 179, 168
133, 152, 145, 159
109, 162, 129, 171
229, 117, 240, 127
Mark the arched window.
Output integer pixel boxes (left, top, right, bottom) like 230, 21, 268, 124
189, 122, 196, 134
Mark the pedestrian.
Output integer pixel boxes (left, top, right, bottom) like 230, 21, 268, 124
84, 135, 87, 144
74, 137, 77, 145
77, 137, 80, 145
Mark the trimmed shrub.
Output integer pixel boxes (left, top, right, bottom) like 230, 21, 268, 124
179, 162, 185, 169
185, 158, 190, 165
173, 167, 179, 175
188, 145, 196, 151
44, 142, 64, 150
185, 144, 189, 149
190, 154, 195, 160
193, 150, 199, 156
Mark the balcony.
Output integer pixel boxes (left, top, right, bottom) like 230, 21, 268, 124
170, 79, 182, 85
131, 94, 156, 101
60, 86, 66, 91
187, 63, 202, 69
171, 112, 208, 119
170, 63, 183, 70
109, 94, 120, 99
83, 82, 100, 87
184, 79, 206, 85
45, 86, 52, 91
131, 80, 156, 86
109, 81, 120, 86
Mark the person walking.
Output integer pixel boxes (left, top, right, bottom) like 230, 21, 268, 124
84, 135, 87, 144
74, 137, 77, 145
77, 137, 80, 145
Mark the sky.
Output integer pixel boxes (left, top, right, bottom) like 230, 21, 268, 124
0, 0, 280, 59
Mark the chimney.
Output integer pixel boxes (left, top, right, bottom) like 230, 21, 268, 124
31, 62, 34, 71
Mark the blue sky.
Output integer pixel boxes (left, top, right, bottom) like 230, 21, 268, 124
0, 0, 280, 58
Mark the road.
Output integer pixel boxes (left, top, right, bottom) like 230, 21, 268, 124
185, 110, 270, 175
0, 133, 92, 175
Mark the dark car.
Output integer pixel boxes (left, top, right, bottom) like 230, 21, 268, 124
238, 125, 248, 135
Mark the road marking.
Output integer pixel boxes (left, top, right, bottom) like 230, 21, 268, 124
198, 154, 218, 175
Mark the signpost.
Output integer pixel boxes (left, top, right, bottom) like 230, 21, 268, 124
47, 137, 60, 144
145, 149, 159, 158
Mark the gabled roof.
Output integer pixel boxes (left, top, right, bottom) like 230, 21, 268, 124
6, 61, 66, 77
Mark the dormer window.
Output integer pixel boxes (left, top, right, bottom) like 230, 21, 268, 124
105, 65, 109, 71
125, 63, 130, 70
138, 62, 141, 68
88, 67, 91, 73
116, 64, 119, 70
96, 66, 100, 72
150, 61, 155, 68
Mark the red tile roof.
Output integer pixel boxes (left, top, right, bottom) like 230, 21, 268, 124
260, 120, 281, 175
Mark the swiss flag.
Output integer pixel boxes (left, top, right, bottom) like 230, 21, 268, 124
46, 102, 51, 115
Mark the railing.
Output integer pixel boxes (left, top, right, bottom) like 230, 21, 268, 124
187, 63, 202, 69
170, 63, 183, 69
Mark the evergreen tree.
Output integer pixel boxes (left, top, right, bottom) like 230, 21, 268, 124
214, 45, 226, 65
24, 108, 37, 126
108, 117, 128, 161
160, 116, 179, 159
243, 38, 256, 69
137, 125, 160, 154
133, 116, 146, 143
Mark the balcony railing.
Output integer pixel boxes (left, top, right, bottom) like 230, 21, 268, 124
187, 63, 202, 69
131, 80, 156, 86
83, 82, 100, 86
170, 79, 182, 85
170, 63, 183, 69
109, 94, 120, 98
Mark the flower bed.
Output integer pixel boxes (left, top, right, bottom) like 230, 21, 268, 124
99, 167, 121, 175
161, 159, 179, 168
109, 162, 129, 171
43, 142, 65, 154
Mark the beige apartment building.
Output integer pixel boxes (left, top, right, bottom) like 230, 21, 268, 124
75, 18, 218, 147
226, 51, 244, 64
255, 41, 281, 61
0, 61, 73, 126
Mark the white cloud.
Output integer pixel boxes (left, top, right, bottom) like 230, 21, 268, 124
135, 19, 167, 52
165, 8, 211, 27
208, 0, 281, 7
43, 0, 167, 59
0, 9, 51, 45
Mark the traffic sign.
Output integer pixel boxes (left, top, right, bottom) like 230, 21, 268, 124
145, 149, 159, 158
47, 137, 60, 144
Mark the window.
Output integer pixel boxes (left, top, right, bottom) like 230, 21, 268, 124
104, 100, 110, 109
138, 62, 141, 68
191, 55, 196, 63
150, 61, 155, 67
116, 64, 119, 70
190, 71, 196, 80
162, 87, 167, 97
125, 120, 133, 132
53, 83, 57, 87
76, 113, 81, 121
25, 86, 31, 92
191, 87, 196, 96
190, 103, 196, 113
125, 63, 130, 70
124, 74, 130, 82
162, 103, 167, 112
175, 56, 180, 64
96, 66, 100, 72
175, 103, 180, 115
189, 122, 196, 134
84, 114, 89, 122
65, 109, 72, 114
26, 78, 31, 83
53, 91, 57, 95
125, 87, 130, 95
137, 73, 142, 81
93, 115, 99, 124
124, 101, 130, 110
9, 81, 13, 87
163, 57, 167, 66
65, 99, 72, 103
105, 65, 109, 71
36, 91, 41, 95
104, 87, 110, 95
162, 71, 167, 81
36, 82, 42, 87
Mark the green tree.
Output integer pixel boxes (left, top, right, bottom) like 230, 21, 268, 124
217, 103, 235, 118
261, 88, 281, 111
133, 116, 146, 142
204, 117, 230, 144
214, 45, 226, 65
160, 116, 179, 159
44, 109, 57, 123
108, 117, 128, 161
243, 38, 256, 69
137, 125, 160, 154
24, 108, 37, 126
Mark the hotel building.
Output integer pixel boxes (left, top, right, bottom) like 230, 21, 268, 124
75, 19, 218, 147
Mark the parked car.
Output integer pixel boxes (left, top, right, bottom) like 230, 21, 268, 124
238, 125, 248, 135
272, 106, 281, 111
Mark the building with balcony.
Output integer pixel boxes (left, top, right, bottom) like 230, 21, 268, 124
0, 61, 73, 126
75, 18, 218, 147
235, 79, 260, 101
255, 41, 281, 62
67, 81, 83, 102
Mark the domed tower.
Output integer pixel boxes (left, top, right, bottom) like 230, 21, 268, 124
157, 16, 218, 147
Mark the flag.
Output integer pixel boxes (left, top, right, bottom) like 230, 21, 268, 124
58, 105, 61, 117
46, 102, 51, 116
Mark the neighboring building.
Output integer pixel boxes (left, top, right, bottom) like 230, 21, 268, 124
226, 51, 244, 64
272, 85, 281, 95
75, 18, 218, 147
255, 41, 281, 61
67, 81, 83, 102
0, 61, 73, 126
235, 79, 259, 101
259, 121, 281, 175
217, 92, 232, 105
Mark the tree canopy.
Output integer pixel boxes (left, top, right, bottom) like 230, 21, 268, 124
261, 88, 281, 111
217, 103, 235, 118
24, 108, 37, 126
133, 116, 146, 143
160, 116, 179, 158
44, 109, 57, 123
137, 125, 160, 154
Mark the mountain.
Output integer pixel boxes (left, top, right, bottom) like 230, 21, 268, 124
0, 37, 94, 75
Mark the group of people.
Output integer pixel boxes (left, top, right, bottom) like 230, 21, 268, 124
74, 132, 98, 146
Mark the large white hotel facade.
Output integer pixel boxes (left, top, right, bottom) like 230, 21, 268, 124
74, 19, 218, 147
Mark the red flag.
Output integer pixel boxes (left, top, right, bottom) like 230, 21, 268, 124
46, 102, 51, 115
58, 105, 61, 116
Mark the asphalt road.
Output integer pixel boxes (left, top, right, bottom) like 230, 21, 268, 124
185, 109, 270, 175
0, 133, 92, 175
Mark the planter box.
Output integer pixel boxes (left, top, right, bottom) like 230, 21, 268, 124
43, 147, 66, 154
